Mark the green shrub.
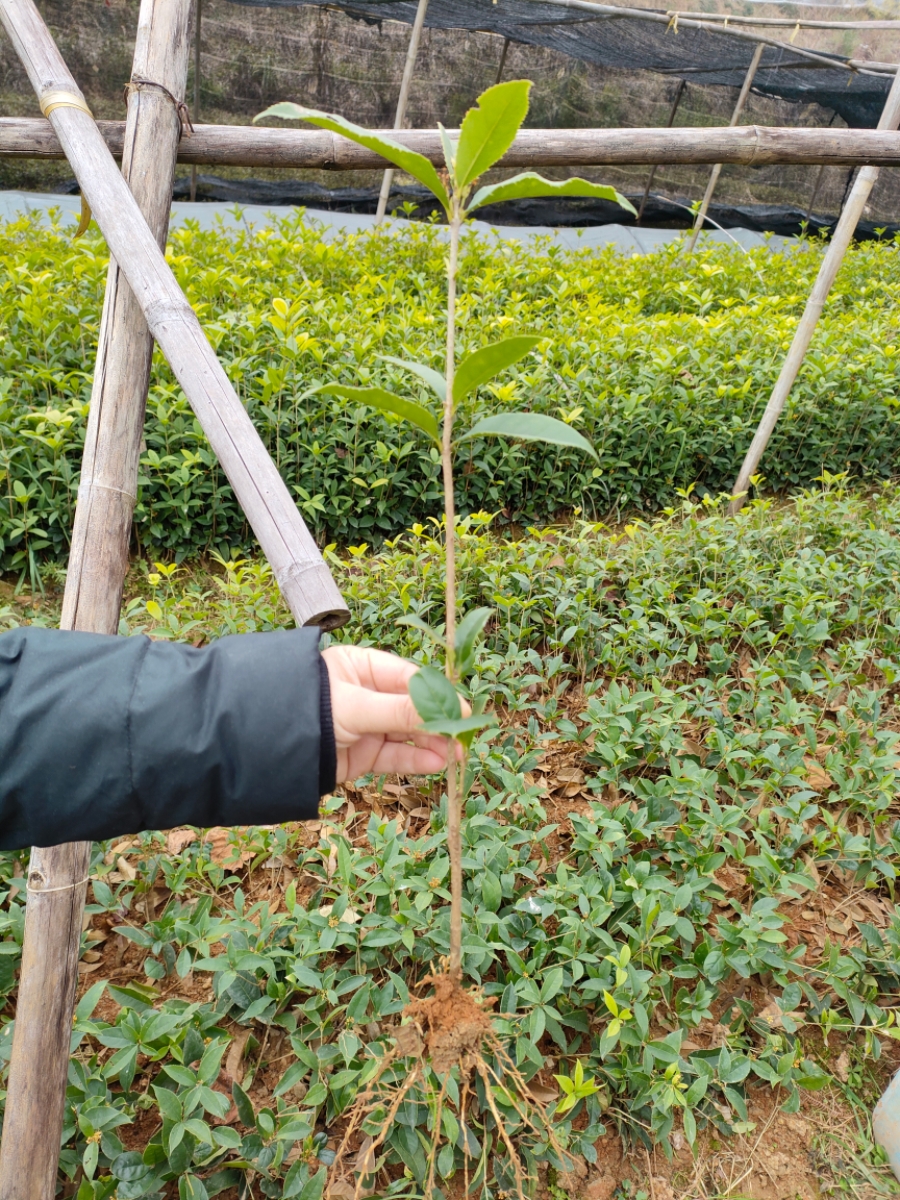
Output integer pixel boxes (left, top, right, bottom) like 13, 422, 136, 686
2, 209, 900, 575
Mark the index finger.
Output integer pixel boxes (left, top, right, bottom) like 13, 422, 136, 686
336, 646, 424, 694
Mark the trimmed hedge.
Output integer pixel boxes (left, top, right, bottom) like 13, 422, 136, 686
2, 208, 900, 570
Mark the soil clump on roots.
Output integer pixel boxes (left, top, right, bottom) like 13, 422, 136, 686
405, 972, 494, 1075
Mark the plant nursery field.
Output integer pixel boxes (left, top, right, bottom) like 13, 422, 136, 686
3, 213, 900, 1199
3, 213, 900, 578
3, 483, 900, 1199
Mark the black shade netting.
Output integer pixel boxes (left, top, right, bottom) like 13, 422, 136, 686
224, 0, 891, 128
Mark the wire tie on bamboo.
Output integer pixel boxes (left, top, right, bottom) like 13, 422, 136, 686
26, 877, 91, 894
78, 480, 138, 502
124, 77, 194, 139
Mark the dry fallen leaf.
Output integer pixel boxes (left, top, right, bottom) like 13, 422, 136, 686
317, 904, 360, 925
166, 829, 198, 855
353, 1136, 376, 1175
834, 1050, 851, 1083
803, 756, 833, 793
225, 1028, 251, 1086
393, 1023, 423, 1057
116, 856, 137, 882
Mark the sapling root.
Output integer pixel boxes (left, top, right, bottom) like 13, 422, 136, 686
327, 972, 573, 1199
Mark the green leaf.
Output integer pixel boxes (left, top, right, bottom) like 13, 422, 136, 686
453, 336, 541, 405
153, 1085, 182, 1124
460, 412, 598, 461
312, 384, 439, 445
396, 614, 445, 646
232, 1081, 255, 1128
455, 80, 531, 190
469, 173, 637, 216
454, 606, 493, 677
74, 979, 107, 1021
179, 1175, 208, 1200
438, 122, 457, 175
254, 104, 450, 211
378, 355, 447, 404
298, 1167, 328, 1200
408, 665, 461, 723
417, 714, 496, 743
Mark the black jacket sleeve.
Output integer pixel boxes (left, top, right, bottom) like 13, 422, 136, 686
0, 627, 335, 851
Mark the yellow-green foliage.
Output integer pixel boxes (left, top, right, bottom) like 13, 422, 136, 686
2, 208, 900, 578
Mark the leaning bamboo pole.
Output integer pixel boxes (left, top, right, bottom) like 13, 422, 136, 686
5, 118, 900, 169
684, 42, 763, 253
0, 8, 194, 1195
375, 0, 428, 224
729, 67, 900, 514
0, 0, 348, 631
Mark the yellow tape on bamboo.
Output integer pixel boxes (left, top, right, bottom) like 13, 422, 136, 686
73, 197, 92, 238
39, 90, 93, 119
38, 93, 93, 238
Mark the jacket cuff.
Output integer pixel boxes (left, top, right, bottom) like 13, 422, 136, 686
318, 653, 337, 796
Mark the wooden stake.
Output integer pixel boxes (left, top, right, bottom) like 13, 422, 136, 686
6, 118, 900, 170
0, 6, 193, 1195
637, 78, 685, 226
684, 42, 764, 253
729, 67, 900, 514
375, 0, 428, 224
0, 0, 349, 631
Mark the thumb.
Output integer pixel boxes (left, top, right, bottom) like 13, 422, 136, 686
330, 680, 422, 744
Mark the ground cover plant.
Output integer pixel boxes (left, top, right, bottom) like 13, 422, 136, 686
1, 481, 900, 1197
4, 209, 900, 584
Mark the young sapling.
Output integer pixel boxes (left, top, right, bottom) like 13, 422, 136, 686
256, 81, 635, 1195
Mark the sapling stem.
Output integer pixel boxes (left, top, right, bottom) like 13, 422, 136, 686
444, 201, 463, 980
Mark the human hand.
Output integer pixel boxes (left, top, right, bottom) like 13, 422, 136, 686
322, 645, 469, 783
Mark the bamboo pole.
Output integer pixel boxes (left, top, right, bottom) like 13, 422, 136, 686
495, 36, 511, 86
729, 67, 900, 515
375, 0, 428, 224
5, 118, 900, 169
637, 78, 685, 225
684, 42, 763, 253
63, 4, 193, 639
0, 0, 348, 631
190, 0, 201, 202
531, 0, 887, 79
0, 7, 194, 1195
665, 10, 900, 30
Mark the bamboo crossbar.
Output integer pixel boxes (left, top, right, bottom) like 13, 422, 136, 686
5, 118, 900, 169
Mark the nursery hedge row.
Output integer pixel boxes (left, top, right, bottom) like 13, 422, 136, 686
2, 209, 900, 569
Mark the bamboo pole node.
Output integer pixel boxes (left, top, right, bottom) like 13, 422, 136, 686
124, 77, 194, 138
40, 90, 91, 118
